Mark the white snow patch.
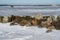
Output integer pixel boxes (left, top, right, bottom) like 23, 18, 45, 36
0, 23, 60, 40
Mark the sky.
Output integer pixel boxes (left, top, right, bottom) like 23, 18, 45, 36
0, 0, 60, 5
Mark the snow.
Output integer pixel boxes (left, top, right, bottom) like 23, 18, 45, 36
0, 8, 60, 16
0, 23, 60, 40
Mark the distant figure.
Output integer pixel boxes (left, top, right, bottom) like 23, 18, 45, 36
11, 5, 14, 8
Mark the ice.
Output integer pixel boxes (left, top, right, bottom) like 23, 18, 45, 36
0, 6, 60, 40
0, 23, 60, 40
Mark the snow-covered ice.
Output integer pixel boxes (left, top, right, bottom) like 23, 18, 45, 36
0, 6, 60, 40
0, 23, 60, 40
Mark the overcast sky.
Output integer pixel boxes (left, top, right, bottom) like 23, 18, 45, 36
0, 0, 60, 5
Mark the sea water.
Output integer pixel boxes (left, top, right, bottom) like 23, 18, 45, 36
0, 6, 60, 16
